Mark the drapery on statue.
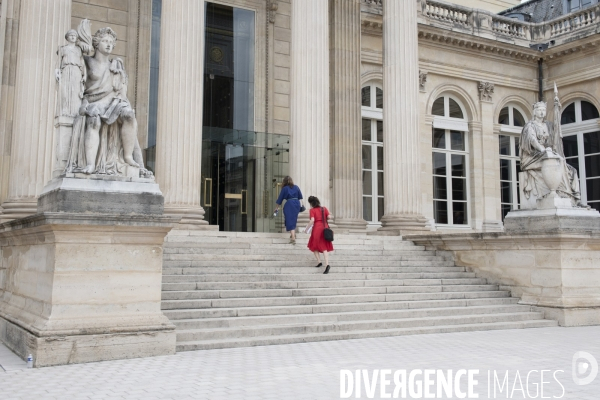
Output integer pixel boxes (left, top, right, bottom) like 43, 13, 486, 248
65, 19, 152, 178
55, 29, 86, 118
519, 84, 581, 206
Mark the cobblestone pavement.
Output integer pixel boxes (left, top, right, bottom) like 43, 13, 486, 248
1, 326, 599, 399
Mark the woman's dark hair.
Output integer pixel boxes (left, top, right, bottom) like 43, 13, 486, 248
308, 196, 321, 208
282, 176, 294, 188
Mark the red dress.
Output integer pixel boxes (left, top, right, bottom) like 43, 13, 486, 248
307, 207, 334, 253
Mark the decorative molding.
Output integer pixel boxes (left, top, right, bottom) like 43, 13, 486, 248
268, 1, 278, 24
419, 70, 428, 92
478, 81, 494, 102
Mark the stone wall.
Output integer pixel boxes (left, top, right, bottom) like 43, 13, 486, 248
272, 0, 291, 135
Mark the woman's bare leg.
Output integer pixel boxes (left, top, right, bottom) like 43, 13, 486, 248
313, 251, 321, 263
323, 251, 329, 266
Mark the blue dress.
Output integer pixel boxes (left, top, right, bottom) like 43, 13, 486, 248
276, 185, 303, 231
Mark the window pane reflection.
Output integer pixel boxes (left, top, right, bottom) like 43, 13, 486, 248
451, 154, 466, 177
433, 129, 446, 149
513, 109, 525, 127
432, 98, 444, 116
376, 88, 383, 109
434, 201, 448, 224
362, 87, 371, 107
363, 171, 372, 195
450, 131, 465, 151
362, 145, 372, 170
363, 197, 373, 222
362, 119, 371, 141
452, 202, 467, 225
377, 121, 383, 143
498, 107, 509, 125
433, 152, 446, 176
449, 98, 464, 119
561, 103, 576, 125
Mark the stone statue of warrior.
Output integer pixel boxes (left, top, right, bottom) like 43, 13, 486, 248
65, 19, 152, 178
519, 85, 581, 206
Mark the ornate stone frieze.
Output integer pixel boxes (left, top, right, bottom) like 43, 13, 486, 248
478, 81, 494, 102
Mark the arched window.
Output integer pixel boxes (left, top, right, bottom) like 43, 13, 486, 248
361, 83, 384, 224
497, 105, 527, 220
431, 95, 469, 226
561, 100, 600, 211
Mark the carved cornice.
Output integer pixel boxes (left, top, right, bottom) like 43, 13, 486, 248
418, 29, 539, 62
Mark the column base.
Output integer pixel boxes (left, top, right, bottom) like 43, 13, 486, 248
377, 214, 429, 236
0, 199, 37, 223
334, 218, 368, 232
164, 205, 218, 230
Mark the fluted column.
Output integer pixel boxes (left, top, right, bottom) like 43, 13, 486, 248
1, 0, 71, 222
379, 0, 428, 233
330, 0, 367, 231
155, 1, 211, 229
290, 0, 331, 222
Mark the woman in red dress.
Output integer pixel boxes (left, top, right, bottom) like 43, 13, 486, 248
306, 196, 334, 274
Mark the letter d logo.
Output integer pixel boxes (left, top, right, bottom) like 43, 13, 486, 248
572, 351, 598, 386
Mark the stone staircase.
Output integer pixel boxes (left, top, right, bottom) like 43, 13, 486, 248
161, 231, 557, 352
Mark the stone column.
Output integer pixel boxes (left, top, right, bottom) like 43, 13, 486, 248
0, 0, 71, 222
379, 0, 428, 233
330, 0, 367, 231
290, 0, 331, 222
155, 0, 212, 229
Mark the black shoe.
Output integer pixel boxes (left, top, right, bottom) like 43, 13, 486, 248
323, 265, 330, 274
314, 263, 322, 268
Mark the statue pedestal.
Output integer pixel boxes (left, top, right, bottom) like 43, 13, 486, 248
0, 176, 178, 367
409, 204, 600, 327
504, 207, 600, 234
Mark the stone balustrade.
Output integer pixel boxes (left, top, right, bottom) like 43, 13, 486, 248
362, 0, 382, 5
491, 15, 530, 40
363, 0, 599, 51
548, 4, 600, 38
423, 0, 471, 28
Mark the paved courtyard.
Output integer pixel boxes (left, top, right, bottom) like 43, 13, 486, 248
1, 326, 599, 399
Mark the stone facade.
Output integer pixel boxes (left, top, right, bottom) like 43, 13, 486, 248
0, 0, 598, 232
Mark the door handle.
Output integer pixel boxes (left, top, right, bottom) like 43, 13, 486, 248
241, 190, 248, 215
204, 178, 212, 207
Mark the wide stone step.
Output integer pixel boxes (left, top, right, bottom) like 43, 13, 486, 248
165, 241, 423, 251
161, 277, 488, 291
161, 290, 511, 310
164, 248, 438, 257
162, 271, 474, 283
176, 312, 545, 342
163, 266, 462, 275
175, 319, 558, 351
165, 236, 416, 246
161, 284, 499, 300
163, 297, 522, 320
164, 260, 457, 268
172, 304, 532, 330
163, 254, 448, 262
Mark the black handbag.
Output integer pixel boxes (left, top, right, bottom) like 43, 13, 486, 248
321, 207, 334, 242
300, 205, 306, 213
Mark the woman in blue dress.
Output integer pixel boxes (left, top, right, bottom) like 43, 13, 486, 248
275, 176, 304, 244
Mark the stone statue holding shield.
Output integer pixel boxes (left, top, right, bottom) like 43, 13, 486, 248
519, 84, 582, 208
